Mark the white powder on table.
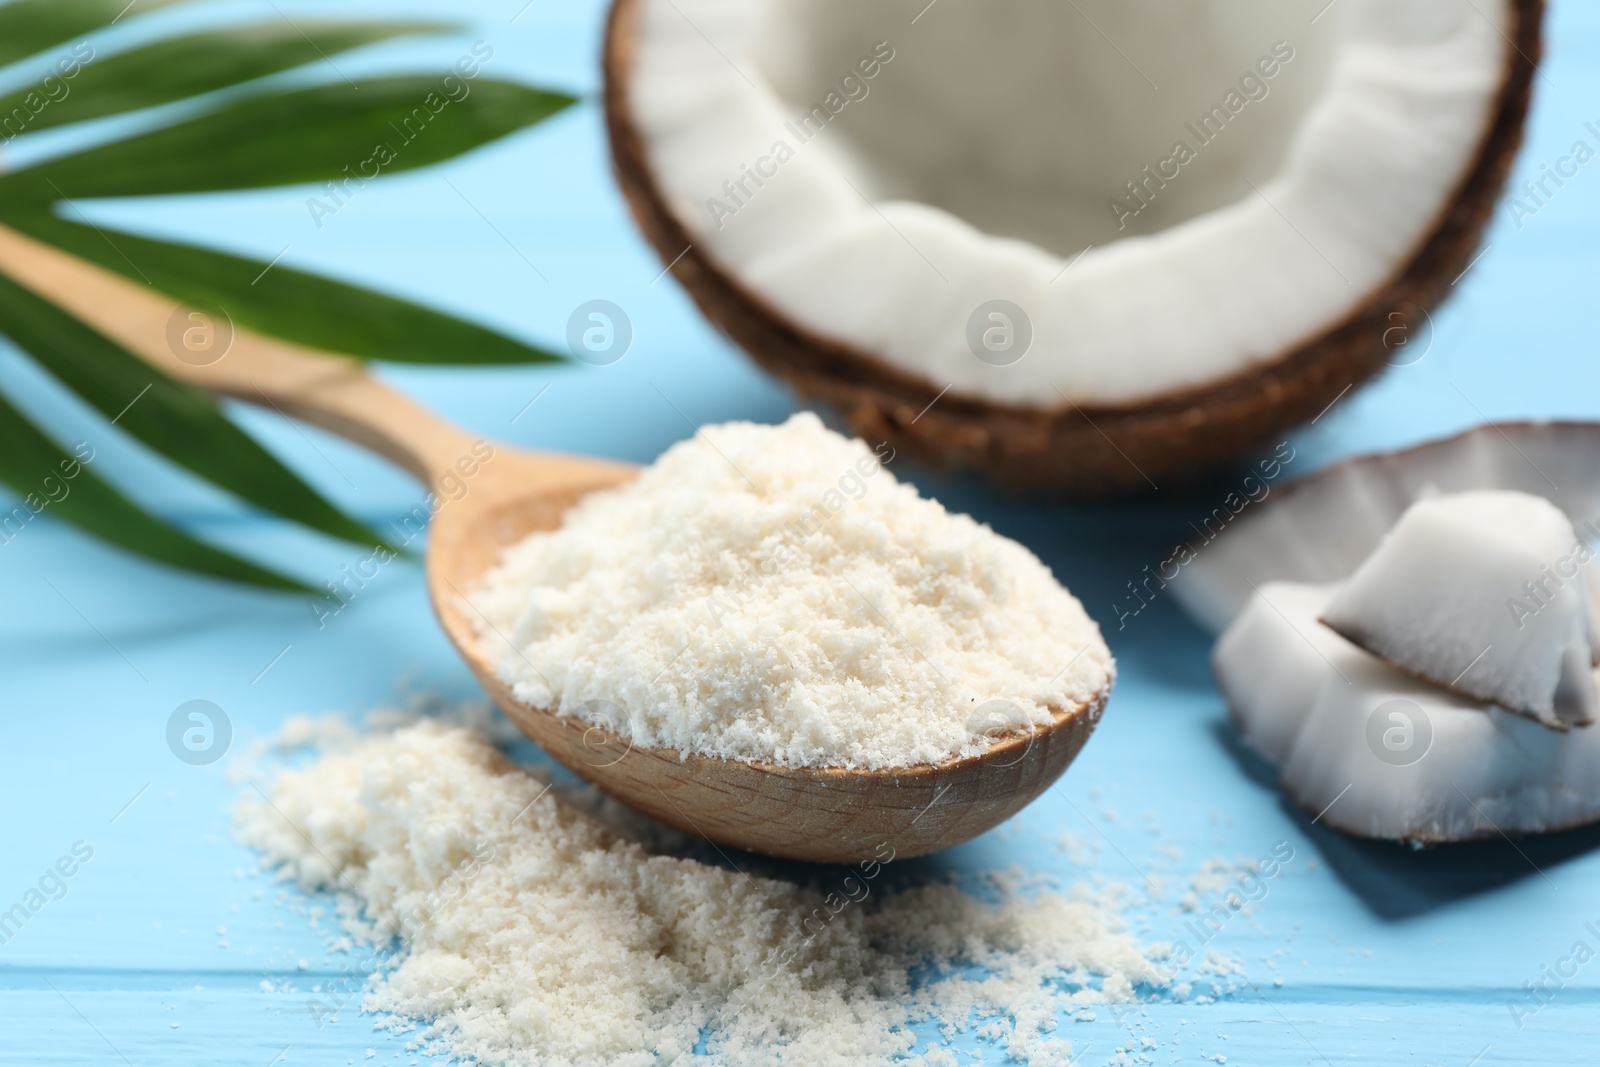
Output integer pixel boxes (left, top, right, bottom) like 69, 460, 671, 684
235, 717, 1167, 1066
471, 413, 1113, 769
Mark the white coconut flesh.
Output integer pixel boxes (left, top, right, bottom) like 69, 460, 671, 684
1215, 581, 1347, 766
1170, 423, 1600, 635
627, 0, 1512, 406
1217, 581, 1600, 842
1320, 491, 1600, 729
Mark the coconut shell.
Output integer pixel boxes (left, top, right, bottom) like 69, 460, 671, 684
603, 0, 1543, 495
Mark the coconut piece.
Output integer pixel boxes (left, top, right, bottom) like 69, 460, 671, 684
1214, 580, 1600, 842
605, 0, 1542, 493
1317, 491, 1600, 729
1171, 422, 1600, 633
1214, 581, 1345, 765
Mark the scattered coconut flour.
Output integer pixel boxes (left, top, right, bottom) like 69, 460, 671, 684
235, 715, 1169, 1066
470, 413, 1113, 769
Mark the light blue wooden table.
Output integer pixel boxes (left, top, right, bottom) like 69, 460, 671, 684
4, 1, 1600, 1063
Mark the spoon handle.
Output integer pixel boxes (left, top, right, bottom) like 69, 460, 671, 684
0, 222, 482, 491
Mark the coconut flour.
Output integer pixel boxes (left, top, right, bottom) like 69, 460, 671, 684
471, 413, 1112, 769
235, 715, 1167, 1066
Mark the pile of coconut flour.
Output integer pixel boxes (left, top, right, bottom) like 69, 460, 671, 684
471, 413, 1113, 769
235, 717, 1167, 1066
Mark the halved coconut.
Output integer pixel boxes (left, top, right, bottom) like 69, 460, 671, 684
605, 0, 1541, 492
1319, 490, 1600, 729
1217, 580, 1600, 842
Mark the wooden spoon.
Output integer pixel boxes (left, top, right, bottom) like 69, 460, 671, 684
0, 223, 1106, 863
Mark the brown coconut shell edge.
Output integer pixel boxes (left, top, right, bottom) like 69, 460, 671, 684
603, 0, 1543, 496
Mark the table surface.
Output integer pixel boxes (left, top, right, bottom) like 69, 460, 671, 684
5, 1, 1600, 1064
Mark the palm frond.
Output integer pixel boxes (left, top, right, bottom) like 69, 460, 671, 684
0, 6, 574, 589
0, 271, 400, 551
0, 76, 576, 200
0, 22, 453, 134
4, 211, 564, 365
0, 0, 187, 69
0, 389, 314, 592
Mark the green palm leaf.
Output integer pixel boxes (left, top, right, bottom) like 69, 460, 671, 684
0, 389, 312, 592
0, 0, 185, 69
4, 211, 562, 364
0, 7, 576, 591
0, 22, 452, 135
0, 271, 398, 553
0, 77, 576, 201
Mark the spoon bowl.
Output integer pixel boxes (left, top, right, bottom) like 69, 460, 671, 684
0, 223, 1108, 863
